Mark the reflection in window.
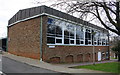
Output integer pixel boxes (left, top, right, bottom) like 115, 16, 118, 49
55, 19, 62, 37
47, 18, 55, 34
76, 26, 84, 45
47, 17, 108, 46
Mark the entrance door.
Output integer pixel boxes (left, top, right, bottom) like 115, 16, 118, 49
98, 52, 101, 61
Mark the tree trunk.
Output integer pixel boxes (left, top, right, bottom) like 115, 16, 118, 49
115, 53, 118, 59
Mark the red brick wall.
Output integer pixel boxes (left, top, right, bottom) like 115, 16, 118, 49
42, 45, 109, 63
8, 17, 41, 59
50, 57, 60, 63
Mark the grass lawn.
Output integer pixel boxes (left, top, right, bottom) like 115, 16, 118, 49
73, 62, 120, 73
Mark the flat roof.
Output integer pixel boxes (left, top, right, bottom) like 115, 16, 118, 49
8, 5, 108, 33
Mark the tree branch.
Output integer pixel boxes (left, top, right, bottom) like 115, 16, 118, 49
95, 4, 119, 35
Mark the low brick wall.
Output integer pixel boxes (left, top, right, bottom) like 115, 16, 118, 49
42, 45, 109, 63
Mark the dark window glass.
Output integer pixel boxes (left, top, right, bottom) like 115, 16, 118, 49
64, 30, 69, 36
85, 29, 92, 45
94, 42, 97, 45
70, 40, 74, 44
80, 41, 84, 44
76, 40, 80, 44
70, 33, 74, 38
88, 41, 91, 44
64, 39, 69, 44
56, 39, 62, 43
102, 39, 105, 45
47, 37, 55, 44
47, 18, 53, 24
88, 33, 91, 40
85, 39, 88, 45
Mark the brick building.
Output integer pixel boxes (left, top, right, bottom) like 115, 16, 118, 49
8, 5, 109, 63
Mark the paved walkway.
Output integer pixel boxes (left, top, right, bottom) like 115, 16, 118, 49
2, 52, 117, 73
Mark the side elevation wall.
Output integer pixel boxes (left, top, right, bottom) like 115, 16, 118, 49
8, 17, 41, 59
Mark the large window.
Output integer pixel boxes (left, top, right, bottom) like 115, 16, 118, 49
47, 18, 63, 44
64, 23, 75, 45
85, 28, 92, 45
47, 18, 56, 44
47, 17, 108, 46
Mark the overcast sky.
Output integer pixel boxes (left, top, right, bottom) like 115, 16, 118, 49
0, 0, 115, 39
0, 0, 55, 39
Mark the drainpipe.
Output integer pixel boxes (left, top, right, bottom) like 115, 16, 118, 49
40, 16, 43, 61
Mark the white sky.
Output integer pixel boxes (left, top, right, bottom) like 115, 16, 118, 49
0, 0, 54, 39
0, 0, 116, 39
0, 0, 31, 39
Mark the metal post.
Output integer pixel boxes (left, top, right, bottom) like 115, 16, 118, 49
92, 31, 96, 65
93, 35, 95, 65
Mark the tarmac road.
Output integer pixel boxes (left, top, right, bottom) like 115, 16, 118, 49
2, 56, 57, 73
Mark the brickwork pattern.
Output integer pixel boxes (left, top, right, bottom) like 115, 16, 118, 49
8, 17, 41, 59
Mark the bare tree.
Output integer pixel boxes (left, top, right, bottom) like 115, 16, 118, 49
51, 0, 120, 61
51, 0, 120, 36
35, 0, 120, 61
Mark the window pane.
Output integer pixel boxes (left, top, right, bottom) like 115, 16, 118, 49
76, 26, 80, 39
47, 37, 55, 44
56, 39, 62, 43
85, 39, 88, 45
64, 30, 69, 36
55, 20, 62, 36
76, 26, 84, 40
47, 18, 56, 34
64, 39, 69, 44
69, 24, 75, 39
88, 41, 91, 44
48, 18, 53, 24
85, 28, 92, 45
80, 41, 84, 44
56, 26, 62, 35
70, 40, 74, 44
76, 40, 80, 44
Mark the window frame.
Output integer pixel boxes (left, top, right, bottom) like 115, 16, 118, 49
46, 16, 109, 46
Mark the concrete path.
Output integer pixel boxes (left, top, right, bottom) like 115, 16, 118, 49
2, 52, 111, 73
